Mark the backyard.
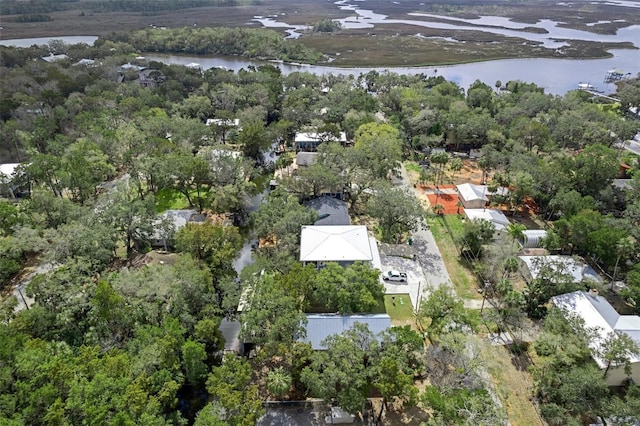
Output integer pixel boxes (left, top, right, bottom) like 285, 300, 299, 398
428, 214, 481, 300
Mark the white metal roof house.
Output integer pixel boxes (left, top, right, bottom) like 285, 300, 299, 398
294, 131, 347, 152
457, 183, 508, 209
206, 118, 240, 128
302, 313, 392, 350
299, 225, 377, 267
552, 290, 640, 385
457, 183, 489, 209
464, 208, 510, 232
519, 255, 602, 284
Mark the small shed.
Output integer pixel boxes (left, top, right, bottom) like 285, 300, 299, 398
519, 230, 547, 249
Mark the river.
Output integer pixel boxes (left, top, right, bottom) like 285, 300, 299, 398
1, 33, 637, 94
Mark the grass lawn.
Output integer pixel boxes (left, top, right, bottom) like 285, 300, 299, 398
155, 188, 190, 213
476, 336, 543, 426
428, 214, 482, 300
383, 294, 416, 327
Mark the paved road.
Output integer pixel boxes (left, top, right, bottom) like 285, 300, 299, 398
380, 166, 454, 309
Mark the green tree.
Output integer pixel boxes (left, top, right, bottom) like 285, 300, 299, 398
599, 331, 640, 379
301, 322, 376, 415
417, 286, 468, 342
251, 188, 317, 270
193, 401, 227, 426
313, 262, 384, 314
239, 273, 307, 353
366, 182, 425, 243
238, 121, 269, 162
205, 354, 263, 426
353, 122, 402, 179
96, 183, 156, 255
459, 218, 495, 258
175, 222, 242, 276
60, 139, 116, 204
429, 151, 449, 187
182, 339, 208, 385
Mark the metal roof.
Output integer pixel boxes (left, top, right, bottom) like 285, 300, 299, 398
552, 291, 640, 367
519, 255, 602, 283
303, 314, 391, 350
294, 132, 347, 143
299, 225, 372, 262
457, 183, 509, 202
464, 208, 510, 231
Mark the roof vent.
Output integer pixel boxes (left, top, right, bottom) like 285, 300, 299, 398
588, 288, 599, 298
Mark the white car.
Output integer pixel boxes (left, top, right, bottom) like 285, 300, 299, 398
382, 270, 407, 282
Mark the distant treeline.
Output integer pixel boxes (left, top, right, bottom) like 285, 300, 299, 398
1, 0, 256, 15
102, 27, 322, 63
89, 0, 256, 13
1, 0, 78, 15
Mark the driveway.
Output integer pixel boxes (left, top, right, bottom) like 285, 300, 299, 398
379, 252, 425, 310
387, 166, 454, 305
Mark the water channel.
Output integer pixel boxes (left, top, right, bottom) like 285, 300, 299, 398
2, 32, 638, 95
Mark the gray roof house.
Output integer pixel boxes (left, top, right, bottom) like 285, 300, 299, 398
552, 290, 640, 385
302, 314, 392, 350
150, 209, 206, 249
304, 196, 350, 226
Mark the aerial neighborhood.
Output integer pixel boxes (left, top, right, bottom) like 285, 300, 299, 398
1, 2, 640, 425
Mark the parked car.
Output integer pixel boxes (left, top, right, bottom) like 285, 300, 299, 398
382, 270, 407, 282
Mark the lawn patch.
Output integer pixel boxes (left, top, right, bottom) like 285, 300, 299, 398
154, 188, 190, 213
429, 214, 481, 300
384, 294, 415, 326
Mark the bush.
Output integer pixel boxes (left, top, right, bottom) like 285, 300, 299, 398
16, 14, 53, 22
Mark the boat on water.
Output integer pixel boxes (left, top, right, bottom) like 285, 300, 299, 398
577, 82, 602, 92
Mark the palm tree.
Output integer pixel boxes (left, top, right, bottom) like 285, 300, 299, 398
267, 367, 292, 400
506, 223, 527, 248
612, 236, 636, 289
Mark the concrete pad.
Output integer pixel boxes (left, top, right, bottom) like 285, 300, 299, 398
488, 332, 513, 346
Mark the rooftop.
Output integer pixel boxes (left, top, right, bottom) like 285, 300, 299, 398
294, 132, 347, 143
519, 255, 602, 283
300, 225, 372, 262
305, 196, 350, 226
464, 208, 510, 231
457, 183, 508, 202
303, 314, 391, 350
552, 291, 640, 368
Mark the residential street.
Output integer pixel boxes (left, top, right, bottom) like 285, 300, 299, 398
379, 166, 455, 309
